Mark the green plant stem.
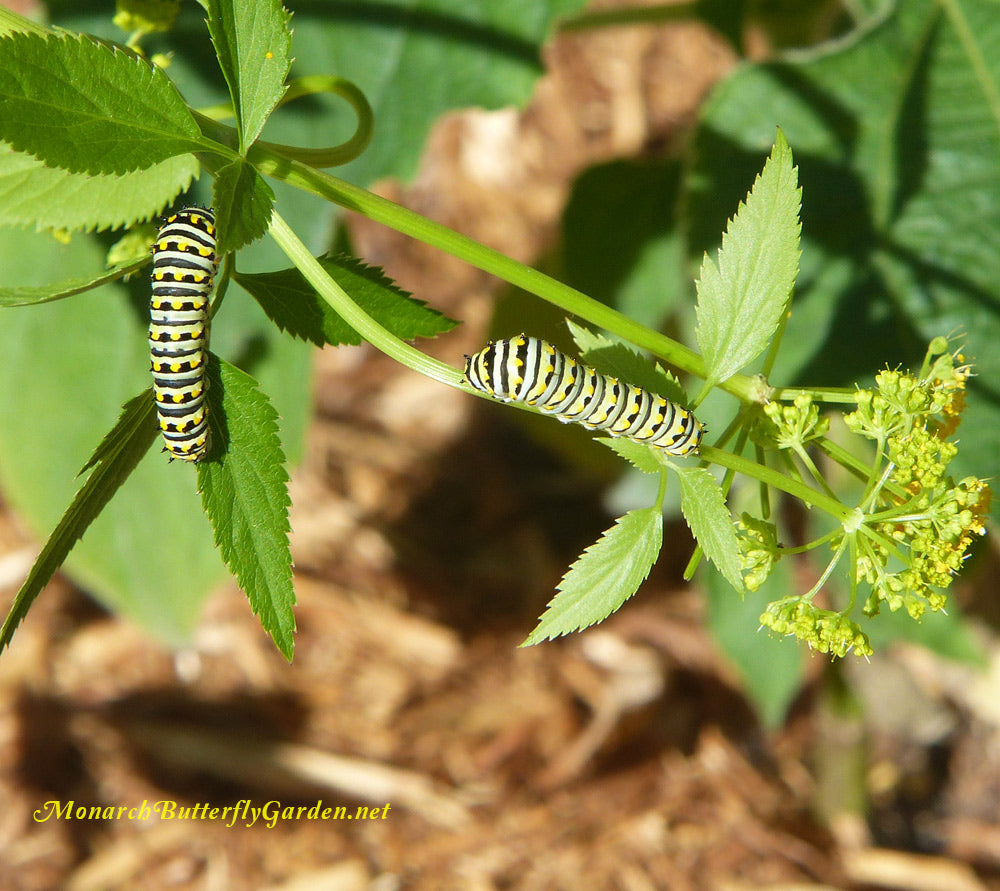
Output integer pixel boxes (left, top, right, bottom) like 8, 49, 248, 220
845, 533, 861, 613
857, 522, 908, 567
682, 413, 757, 579
210, 253, 234, 319
814, 437, 910, 502
793, 443, 839, 502
813, 437, 872, 483
263, 77, 373, 167
267, 211, 462, 388
699, 445, 851, 521
654, 469, 668, 512
243, 142, 769, 404
772, 385, 859, 404
802, 535, 850, 601
780, 526, 842, 555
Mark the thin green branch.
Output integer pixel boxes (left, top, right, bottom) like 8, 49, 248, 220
814, 437, 909, 503
247, 144, 764, 405
260, 76, 373, 167
780, 526, 842, 555
699, 445, 852, 520
792, 443, 839, 501
772, 385, 859, 404
654, 468, 669, 511
210, 253, 234, 319
801, 535, 850, 601
267, 211, 462, 388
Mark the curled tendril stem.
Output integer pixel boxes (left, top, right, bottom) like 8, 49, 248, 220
195, 75, 373, 168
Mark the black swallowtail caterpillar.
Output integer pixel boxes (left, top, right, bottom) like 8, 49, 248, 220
149, 207, 217, 463
465, 334, 703, 456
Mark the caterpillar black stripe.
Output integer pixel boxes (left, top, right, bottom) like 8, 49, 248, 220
149, 207, 217, 462
465, 335, 703, 456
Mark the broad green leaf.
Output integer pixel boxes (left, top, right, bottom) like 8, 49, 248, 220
522, 507, 663, 646
0, 227, 227, 645
198, 357, 295, 659
249, 0, 590, 186
562, 159, 685, 330
705, 560, 805, 729
675, 465, 743, 593
235, 254, 457, 347
687, 0, 1000, 521
0, 31, 206, 175
208, 0, 291, 150
0, 143, 198, 232
695, 130, 802, 387
0, 256, 146, 306
0, 389, 157, 655
212, 158, 274, 255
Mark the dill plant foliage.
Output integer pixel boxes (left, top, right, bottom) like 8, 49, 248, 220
744, 338, 990, 658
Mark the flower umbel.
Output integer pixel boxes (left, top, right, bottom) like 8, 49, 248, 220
750, 338, 989, 658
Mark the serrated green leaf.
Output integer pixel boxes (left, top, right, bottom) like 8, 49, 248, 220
568, 320, 688, 404
235, 254, 457, 347
0, 142, 198, 232
597, 437, 664, 474
0, 389, 157, 655
522, 507, 662, 646
695, 130, 801, 387
208, 0, 291, 151
562, 158, 685, 330
0, 31, 206, 175
212, 158, 274, 254
197, 356, 295, 660
79, 387, 156, 475
0, 256, 146, 306
675, 466, 743, 593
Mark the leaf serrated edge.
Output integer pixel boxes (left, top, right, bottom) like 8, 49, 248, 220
522, 507, 662, 646
0, 390, 157, 653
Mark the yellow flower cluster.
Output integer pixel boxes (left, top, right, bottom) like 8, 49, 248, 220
744, 338, 990, 658
760, 599, 873, 659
